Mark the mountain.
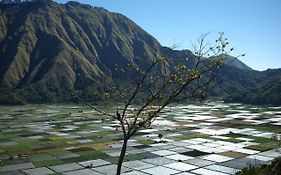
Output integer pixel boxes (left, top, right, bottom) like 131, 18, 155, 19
0, 0, 162, 103
209, 55, 252, 71
226, 73, 281, 105
223, 55, 252, 71
160, 48, 281, 98
211, 67, 281, 96
0, 0, 280, 105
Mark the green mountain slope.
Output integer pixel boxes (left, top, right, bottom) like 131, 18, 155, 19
0, 1, 280, 104
0, 1, 162, 103
226, 74, 281, 105
223, 55, 252, 71
161, 48, 281, 98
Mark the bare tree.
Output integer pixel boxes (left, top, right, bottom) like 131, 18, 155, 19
77, 33, 244, 175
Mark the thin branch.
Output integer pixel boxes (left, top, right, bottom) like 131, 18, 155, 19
121, 58, 163, 120
76, 95, 116, 119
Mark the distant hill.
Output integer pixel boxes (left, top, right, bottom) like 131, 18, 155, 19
161, 48, 281, 99
211, 67, 281, 96
226, 73, 281, 105
209, 55, 252, 71
0, 0, 280, 104
223, 55, 252, 71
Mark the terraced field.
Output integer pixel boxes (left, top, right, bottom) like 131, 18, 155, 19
0, 102, 280, 175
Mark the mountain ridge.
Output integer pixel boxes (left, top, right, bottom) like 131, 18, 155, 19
0, 1, 161, 89
226, 75, 281, 105
0, 0, 280, 104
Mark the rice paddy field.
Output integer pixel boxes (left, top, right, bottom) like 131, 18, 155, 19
0, 101, 280, 175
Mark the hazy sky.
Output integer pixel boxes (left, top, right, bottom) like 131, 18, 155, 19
57, 0, 281, 71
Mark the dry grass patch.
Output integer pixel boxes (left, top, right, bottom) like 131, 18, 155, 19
219, 151, 248, 158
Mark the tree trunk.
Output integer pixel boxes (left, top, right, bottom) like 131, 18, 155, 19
116, 138, 128, 175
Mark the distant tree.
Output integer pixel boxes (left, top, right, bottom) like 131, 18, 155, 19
158, 133, 163, 142
77, 33, 244, 175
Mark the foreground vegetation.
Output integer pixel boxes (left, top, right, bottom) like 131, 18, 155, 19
237, 157, 281, 175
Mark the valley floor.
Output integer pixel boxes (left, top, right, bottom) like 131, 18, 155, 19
0, 102, 280, 175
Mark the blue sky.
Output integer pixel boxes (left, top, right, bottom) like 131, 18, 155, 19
57, 0, 281, 71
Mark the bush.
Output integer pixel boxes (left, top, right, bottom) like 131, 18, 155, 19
236, 157, 281, 175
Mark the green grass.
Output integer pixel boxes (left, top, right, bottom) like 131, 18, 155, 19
223, 134, 275, 144
261, 141, 281, 149
179, 133, 209, 140
17, 139, 42, 148
30, 140, 67, 150
33, 159, 64, 167
2, 144, 30, 153
63, 156, 90, 163
104, 156, 119, 164
249, 136, 273, 144
0, 137, 10, 142
221, 120, 281, 133
225, 138, 244, 143
220, 120, 252, 127
237, 124, 281, 133
245, 145, 273, 151
78, 150, 109, 159
28, 153, 56, 162
50, 150, 75, 158
224, 133, 245, 138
